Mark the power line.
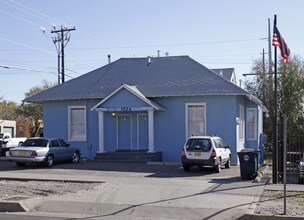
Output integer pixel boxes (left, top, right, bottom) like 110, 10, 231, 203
0, 36, 56, 55
0, 64, 56, 75
0, 9, 41, 28
0, 0, 65, 25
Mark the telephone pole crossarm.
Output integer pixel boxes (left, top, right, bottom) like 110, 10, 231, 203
50, 26, 76, 84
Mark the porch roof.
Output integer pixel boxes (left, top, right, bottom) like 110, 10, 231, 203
91, 84, 165, 111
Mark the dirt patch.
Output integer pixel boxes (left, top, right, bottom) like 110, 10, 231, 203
255, 190, 304, 216
0, 180, 100, 199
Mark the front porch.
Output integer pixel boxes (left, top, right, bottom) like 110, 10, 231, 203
94, 150, 162, 163
91, 84, 166, 155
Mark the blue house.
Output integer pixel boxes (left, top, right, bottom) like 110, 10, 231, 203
24, 56, 264, 164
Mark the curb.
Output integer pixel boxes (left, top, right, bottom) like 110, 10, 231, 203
146, 161, 181, 166
0, 201, 28, 212
254, 164, 270, 183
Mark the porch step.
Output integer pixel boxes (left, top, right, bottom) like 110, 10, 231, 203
94, 151, 162, 163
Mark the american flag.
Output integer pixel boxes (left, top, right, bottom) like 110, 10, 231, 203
273, 25, 290, 63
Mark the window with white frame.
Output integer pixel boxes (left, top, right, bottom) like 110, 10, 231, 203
246, 108, 257, 140
186, 103, 206, 138
69, 106, 86, 141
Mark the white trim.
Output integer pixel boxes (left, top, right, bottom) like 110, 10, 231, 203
246, 108, 257, 141
97, 111, 105, 153
148, 109, 155, 153
185, 102, 206, 140
239, 104, 244, 140
116, 114, 132, 150
68, 106, 87, 142
91, 84, 165, 111
137, 113, 148, 150
95, 106, 154, 112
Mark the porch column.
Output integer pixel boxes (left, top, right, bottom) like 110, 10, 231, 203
98, 111, 105, 153
148, 109, 155, 153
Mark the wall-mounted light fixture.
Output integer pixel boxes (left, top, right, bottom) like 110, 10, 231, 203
111, 112, 116, 117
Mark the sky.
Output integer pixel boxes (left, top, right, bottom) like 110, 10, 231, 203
0, 0, 302, 104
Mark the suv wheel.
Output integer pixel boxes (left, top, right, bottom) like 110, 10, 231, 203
225, 157, 231, 168
214, 160, 221, 173
183, 164, 191, 172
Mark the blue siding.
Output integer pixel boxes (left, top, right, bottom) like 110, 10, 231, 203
43, 100, 100, 159
152, 96, 238, 163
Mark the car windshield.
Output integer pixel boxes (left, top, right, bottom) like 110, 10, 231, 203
186, 138, 211, 152
21, 139, 48, 147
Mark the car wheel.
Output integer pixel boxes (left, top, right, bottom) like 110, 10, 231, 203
183, 164, 191, 172
214, 160, 221, 173
16, 162, 25, 167
72, 151, 80, 163
225, 157, 231, 168
45, 154, 54, 167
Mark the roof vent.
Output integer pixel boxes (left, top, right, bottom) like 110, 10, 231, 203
220, 70, 223, 76
107, 54, 111, 64
157, 50, 160, 57
147, 56, 151, 66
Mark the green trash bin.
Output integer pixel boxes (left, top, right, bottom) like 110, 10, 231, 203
237, 148, 259, 180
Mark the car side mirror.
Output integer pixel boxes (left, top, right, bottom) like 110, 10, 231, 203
225, 145, 230, 149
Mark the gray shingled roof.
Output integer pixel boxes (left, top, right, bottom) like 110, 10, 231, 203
24, 56, 249, 102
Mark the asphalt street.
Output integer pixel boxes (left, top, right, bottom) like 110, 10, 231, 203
0, 159, 266, 220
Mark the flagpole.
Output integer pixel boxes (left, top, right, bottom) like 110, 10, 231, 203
273, 14, 279, 184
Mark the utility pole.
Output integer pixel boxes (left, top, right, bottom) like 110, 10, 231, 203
273, 15, 278, 184
51, 25, 75, 84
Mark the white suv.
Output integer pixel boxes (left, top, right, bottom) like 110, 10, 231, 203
181, 135, 231, 173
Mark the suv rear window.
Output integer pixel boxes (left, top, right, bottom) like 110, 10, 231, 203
213, 138, 225, 148
186, 138, 211, 152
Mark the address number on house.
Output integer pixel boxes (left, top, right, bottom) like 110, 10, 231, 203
121, 107, 132, 111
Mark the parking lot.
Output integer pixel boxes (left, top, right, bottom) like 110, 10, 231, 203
0, 159, 265, 220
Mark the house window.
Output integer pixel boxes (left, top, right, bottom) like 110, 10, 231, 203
239, 105, 244, 140
186, 103, 206, 138
246, 108, 257, 140
69, 106, 86, 141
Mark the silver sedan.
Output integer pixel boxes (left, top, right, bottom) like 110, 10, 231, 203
8, 137, 81, 167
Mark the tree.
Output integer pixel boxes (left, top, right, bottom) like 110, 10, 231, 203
279, 56, 304, 122
244, 58, 275, 146
244, 55, 304, 146
17, 80, 54, 137
0, 97, 18, 120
